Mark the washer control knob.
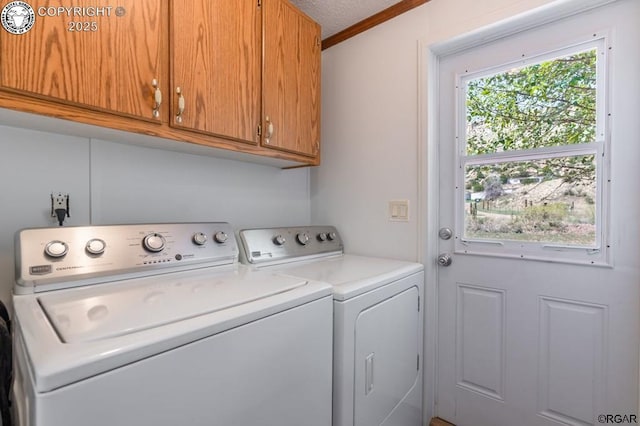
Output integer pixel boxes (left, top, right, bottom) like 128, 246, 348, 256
143, 233, 166, 252
317, 232, 328, 242
327, 231, 337, 241
45, 241, 68, 258
213, 231, 228, 244
273, 235, 286, 246
86, 239, 106, 255
193, 232, 207, 245
296, 232, 310, 245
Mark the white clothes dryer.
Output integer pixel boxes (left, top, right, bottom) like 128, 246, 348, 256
12, 223, 333, 426
238, 226, 424, 426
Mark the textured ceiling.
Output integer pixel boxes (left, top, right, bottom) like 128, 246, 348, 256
289, 0, 400, 39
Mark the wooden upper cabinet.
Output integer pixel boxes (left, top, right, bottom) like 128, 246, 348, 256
0, 0, 164, 121
0, 0, 320, 165
263, 0, 321, 158
170, 0, 261, 144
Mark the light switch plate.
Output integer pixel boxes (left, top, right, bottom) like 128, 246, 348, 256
388, 200, 409, 222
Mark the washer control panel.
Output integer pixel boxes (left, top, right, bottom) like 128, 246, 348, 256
239, 226, 343, 265
15, 222, 238, 293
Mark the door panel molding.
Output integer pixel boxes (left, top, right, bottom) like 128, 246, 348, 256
538, 297, 607, 425
456, 284, 506, 401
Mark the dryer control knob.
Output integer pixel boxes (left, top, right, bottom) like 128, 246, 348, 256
193, 232, 207, 245
296, 232, 310, 245
327, 231, 337, 241
317, 232, 328, 242
143, 233, 166, 252
213, 231, 228, 244
273, 235, 286, 246
86, 239, 106, 255
45, 240, 68, 258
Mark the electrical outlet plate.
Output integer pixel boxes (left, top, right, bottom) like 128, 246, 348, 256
51, 193, 70, 226
388, 200, 409, 222
51, 193, 68, 212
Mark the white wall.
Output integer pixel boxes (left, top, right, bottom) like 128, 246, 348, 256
311, 1, 566, 422
311, 0, 556, 261
89, 139, 310, 226
0, 125, 310, 309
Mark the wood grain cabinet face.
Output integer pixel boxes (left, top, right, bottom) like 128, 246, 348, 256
170, 0, 261, 145
263, 0, 321, 158
0, 0, 320, 166
0, 0, 163, 121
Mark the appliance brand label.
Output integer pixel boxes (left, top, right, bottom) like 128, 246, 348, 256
29, 265, 52, 275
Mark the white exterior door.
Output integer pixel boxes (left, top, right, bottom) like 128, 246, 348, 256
435, 1, 639, 425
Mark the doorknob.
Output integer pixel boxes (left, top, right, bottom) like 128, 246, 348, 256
438, 253, 452, 267
439, 227, 453, 240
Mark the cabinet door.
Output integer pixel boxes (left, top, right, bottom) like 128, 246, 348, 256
0, 0, 164, 121
170, 0, 261, 144
263, 0, 321, 158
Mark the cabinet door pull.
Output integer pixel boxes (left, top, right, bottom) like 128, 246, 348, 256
152, 79, 162, 119
175, 87, 185, 123
264, 116, 274, 144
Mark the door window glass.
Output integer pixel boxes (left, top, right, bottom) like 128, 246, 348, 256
456, 39, 607, 263
464, 155, 596, 245
466, 48, 597, 155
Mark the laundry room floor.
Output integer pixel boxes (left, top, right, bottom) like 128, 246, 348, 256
430, 418, 455, 426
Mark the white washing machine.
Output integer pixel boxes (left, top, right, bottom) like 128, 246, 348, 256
238, 226, 424, 426
12, 222, 333, 426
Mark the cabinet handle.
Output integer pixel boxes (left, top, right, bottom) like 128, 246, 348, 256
264, 116, 274, 144
175, 87, 185, 124
151, 79, 162, 119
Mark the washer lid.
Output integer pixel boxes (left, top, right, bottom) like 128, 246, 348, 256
15, 267, 331, 393
277, 255, 423, 300
38, 267, 308, 343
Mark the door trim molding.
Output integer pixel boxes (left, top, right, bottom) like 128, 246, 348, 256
429, 0, 618, 57
417, 0, 620, 421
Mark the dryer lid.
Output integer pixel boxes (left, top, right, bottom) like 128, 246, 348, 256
38, 267, 309, 343
277, 255, 423, 300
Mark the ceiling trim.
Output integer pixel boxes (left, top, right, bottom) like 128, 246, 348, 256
321, 0, 431, 50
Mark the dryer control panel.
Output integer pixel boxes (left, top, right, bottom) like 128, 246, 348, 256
15, 222, 238, 293
238, 226, 343, 265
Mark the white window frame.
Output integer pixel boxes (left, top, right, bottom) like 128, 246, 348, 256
453, 35, 610, 266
